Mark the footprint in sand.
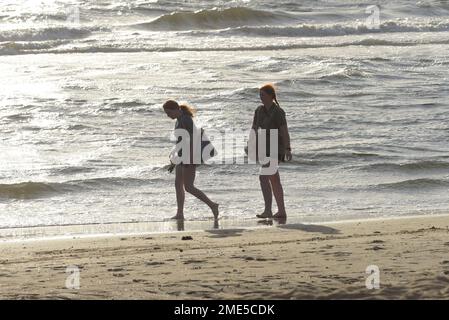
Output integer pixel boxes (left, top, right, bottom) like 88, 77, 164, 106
366, 246, 385, 251
107, 267, 124, 272
132, 279, 147, 283
112, 273, 128, 278
333, 251, 352, 257
146, 261, 165, 266
183, 259, 206, 264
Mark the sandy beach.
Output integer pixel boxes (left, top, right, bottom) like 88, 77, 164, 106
0, 214, 448, 300
2, 0, 449, 303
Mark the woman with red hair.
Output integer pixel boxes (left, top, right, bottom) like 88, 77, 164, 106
251, 84, 292, 219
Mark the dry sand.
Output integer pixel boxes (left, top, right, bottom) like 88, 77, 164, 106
0, 215, 448, 299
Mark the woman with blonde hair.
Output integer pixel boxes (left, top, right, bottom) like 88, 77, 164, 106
163, 100, 219, 220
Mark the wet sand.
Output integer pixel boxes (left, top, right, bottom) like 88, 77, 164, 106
0, 215, 448, 299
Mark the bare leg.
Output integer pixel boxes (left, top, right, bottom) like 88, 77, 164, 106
256, 174, 273, 218
269, 171, 287, 218
172, 164, 185, 220
182, 164, 219, 219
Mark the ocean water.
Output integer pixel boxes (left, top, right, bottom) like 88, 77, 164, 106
1, 0, 449, 230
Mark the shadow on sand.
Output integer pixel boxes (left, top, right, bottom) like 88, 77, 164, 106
205, 228, 246, 238
278, 223, 340, 235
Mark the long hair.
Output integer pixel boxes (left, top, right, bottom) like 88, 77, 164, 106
260, 84, 280, 107
179, 104, 196, 117
163, 100, 196, 117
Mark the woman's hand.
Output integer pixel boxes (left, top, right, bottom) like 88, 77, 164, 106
285, 149, 293, 162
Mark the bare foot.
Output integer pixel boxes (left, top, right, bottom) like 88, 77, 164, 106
171, 214, 184, 220
273, 212, 287, 219
256, 211, 273, 219
211, 203, 219, 219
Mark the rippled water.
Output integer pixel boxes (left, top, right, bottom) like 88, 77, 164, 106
0, 0, 448, 229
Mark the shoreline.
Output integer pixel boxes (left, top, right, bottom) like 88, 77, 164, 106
1, 212, 449, 243
1, 214, 448, 299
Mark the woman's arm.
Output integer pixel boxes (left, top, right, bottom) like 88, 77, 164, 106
251, 109, 258, 130
178, 116, 196, 164
246, 109, 258, 156
279, 124, 292, 161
